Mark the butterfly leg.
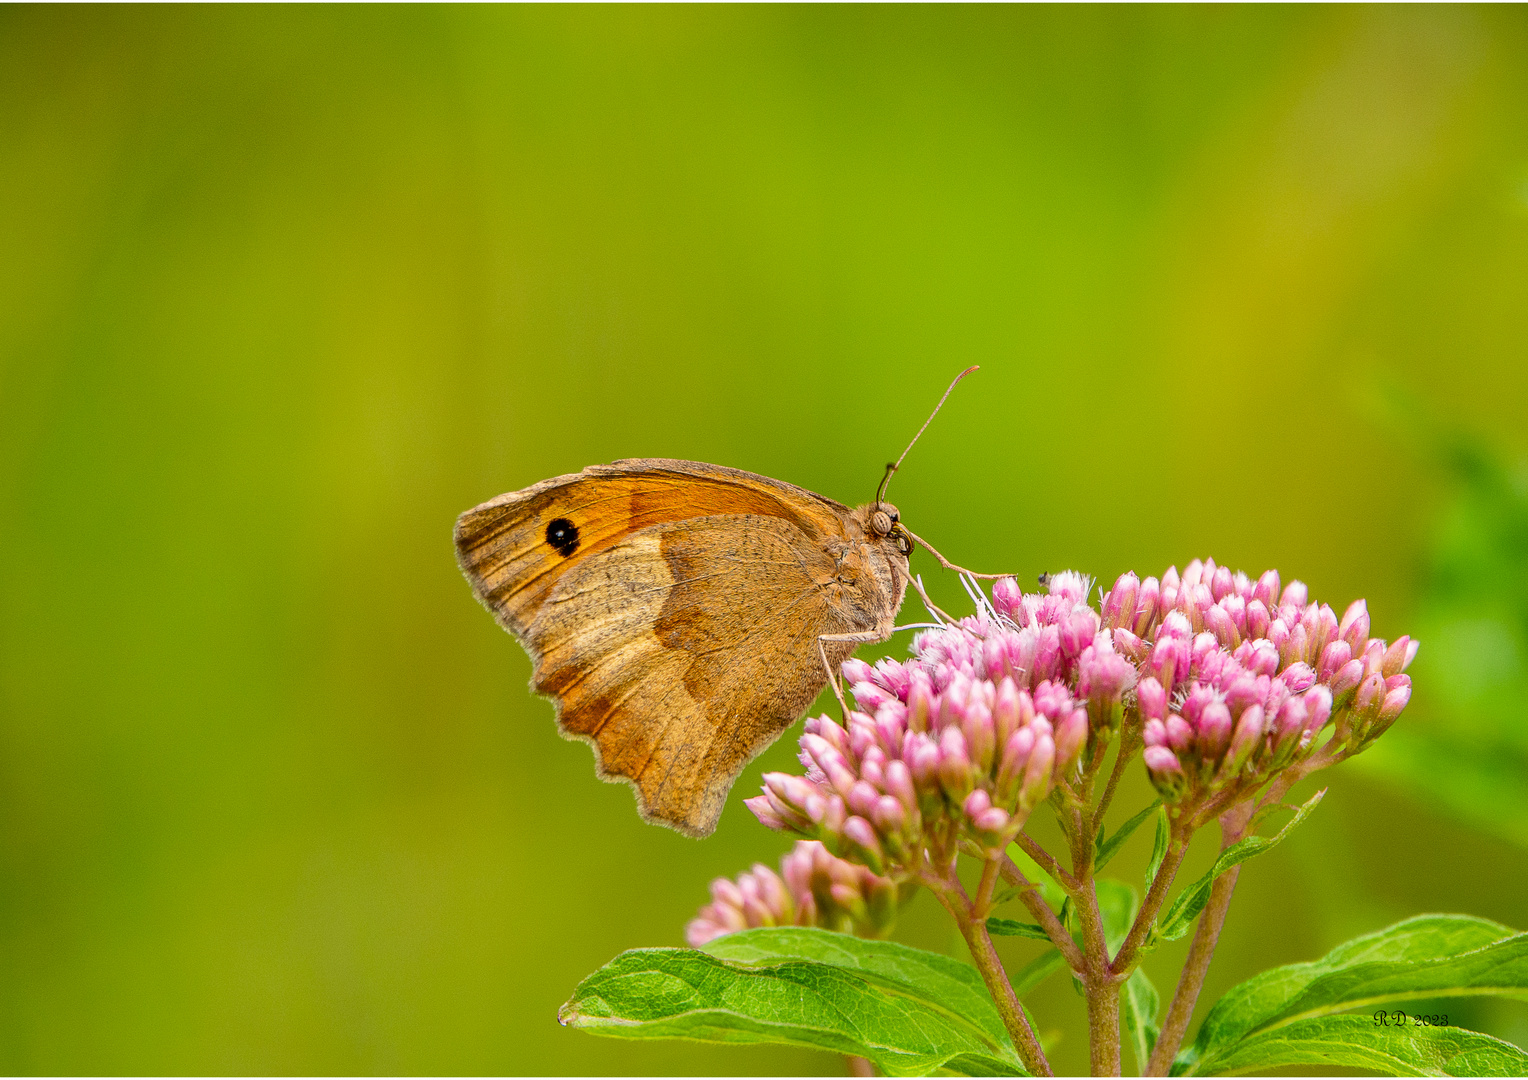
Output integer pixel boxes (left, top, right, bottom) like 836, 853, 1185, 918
817, 630, 884, 720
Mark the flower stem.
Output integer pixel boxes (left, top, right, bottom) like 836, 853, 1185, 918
997, 855, 1086, 971
1087, 976, 1123, 1076
940, 882, 1054, 1076
1143, 803, 1252, 1076
1108, 827, 1189, 975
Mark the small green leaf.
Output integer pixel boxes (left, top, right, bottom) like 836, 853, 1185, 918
1144, 806, 1169, 892
1179, 914, 1528, 1076
1096, 800, 1162, 874
1157, 789, 1324, 942
1122, 968, 1161, 1075
986, 918, 1052, 941
1096, 877, 1139, 956
1182, 1014, 1528, 1077
560, 929, 1028, 1077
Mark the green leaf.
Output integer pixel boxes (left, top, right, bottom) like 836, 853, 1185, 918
985, 918, 1052, 941
1179, 914, 1528, 1076
1122, 968, 1161, 1075
1096, 877, 1139, 955
1157, 789, 1324, 942
1184, 1014, 1528, 1077
1144, 805, 1169, 892
559, 928, 1027, 1076
1096, 799, 1162, 875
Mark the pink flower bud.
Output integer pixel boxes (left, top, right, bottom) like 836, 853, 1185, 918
1249, 639, 1281, 677
1166, 714, 1194, 752
1281, 580, 1309, 608
1150, 636, 1190, 693
842, 816, 886, 873
1143, 745, 1186, 799
1273, 695, 1308, 739
1355, 671, 1386, 718
851, 681, 892, 712
847, 780, 879, 819
1379, 676, 1412, 723
1382, 636, 1415, 677
1211, 564, 1234, 602
1137, 676, 1167, 722
1007, 628, 1040, 686
1318, 640, 1352, 682
1340, 598, 1370, 654
973, 806, 1011, 835
1330, 658, 1364, 700
964, 788, 992, 819
1102, 572, 1139, 627
906, 675, 934, 733
1133, 576, 1162, 636
872, 795, 908, 837
964, 700, 997, 774
992, 576, 1022, 619
882, 759, 917, 811
1160, 610, 1194, 640
1245, 599, 1271, 641
1079, 646, 1135, 703
1223, 704, 1264, 775
1033, 626, 1062, 683
842, 659, 874, 688
997, 727, 1036, 802
1281, 662, 1316, 694
745, 795, 788, 830
1303, 685, 1333, 733
1053, 708, 1088, 771
1113, 627, 1147, 660
1197, 701, 1233, 760
1225, 675, 1263, 717
1143, 718, 1167, 747
1206, 603, 1240, 648
1254, 570, 1281, 608
1061, 607, 1101, 657
1308, 605, 1339, 661
1019, 736, 1055, 810
1180, 683, 1212, 724
993, 677, 1021, 747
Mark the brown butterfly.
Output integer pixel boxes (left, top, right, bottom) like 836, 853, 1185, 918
454, 370, 988, 837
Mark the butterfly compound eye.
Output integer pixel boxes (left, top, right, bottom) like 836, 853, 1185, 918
870, 509, 893, 536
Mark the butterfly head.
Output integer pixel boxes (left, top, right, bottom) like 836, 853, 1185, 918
866, 502, 913, 557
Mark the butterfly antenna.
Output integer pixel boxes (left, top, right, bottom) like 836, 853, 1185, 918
876, 365, 980, 510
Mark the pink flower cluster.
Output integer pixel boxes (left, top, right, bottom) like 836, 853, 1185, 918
745, 572, 1124, 871
685, 840, 899, 946
1099, 559, 1417, 800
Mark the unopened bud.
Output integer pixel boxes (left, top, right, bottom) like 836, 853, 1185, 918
1103, 572, 1140, 629
992, 576, 1022, 619
1137, 676, 1167, 722
1281, 580, 1309, 608
1018, 736, 1055, 810
1382, 636, 1415, 677
1143, 745, 1186, 799
1339, 598, 1370, 654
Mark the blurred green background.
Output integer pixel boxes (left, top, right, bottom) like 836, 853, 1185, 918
3, 5, 1528, 1075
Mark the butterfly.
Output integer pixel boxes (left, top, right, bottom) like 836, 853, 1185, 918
454, 369, 986, 837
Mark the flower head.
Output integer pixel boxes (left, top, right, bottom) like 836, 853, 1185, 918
747, 576, 1102, 875
685, 840, 899, 946
1102, 558, 1417, 802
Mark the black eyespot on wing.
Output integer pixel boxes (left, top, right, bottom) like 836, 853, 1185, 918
545, 517, 580, 558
